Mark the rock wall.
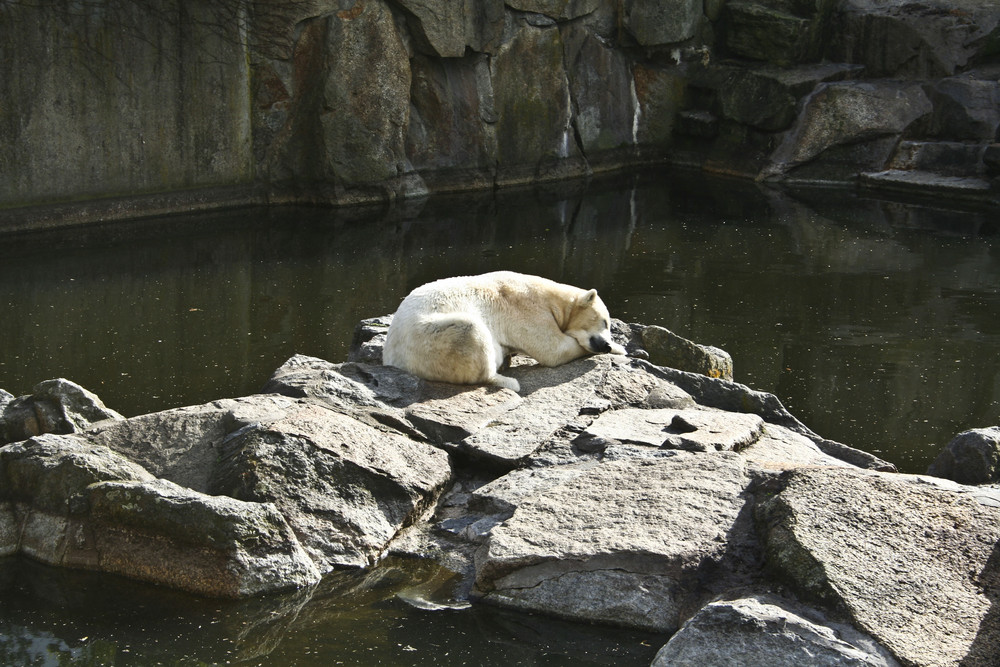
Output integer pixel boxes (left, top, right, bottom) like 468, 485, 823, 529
2, 0, 999, 226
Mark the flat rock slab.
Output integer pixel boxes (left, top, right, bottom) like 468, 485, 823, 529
456, 357, 612, 468
740, 424, 855, 470
475, 452, 757, 631
585, 407, 765, 452
403, 384, 522, 444
757, 467, 1000, 667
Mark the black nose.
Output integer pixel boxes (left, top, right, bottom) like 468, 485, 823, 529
590, 336, 611, 353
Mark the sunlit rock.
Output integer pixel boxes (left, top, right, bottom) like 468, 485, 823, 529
0, 379, 123, 445
927, 426, 1000, 485
756, 467, 1000, 667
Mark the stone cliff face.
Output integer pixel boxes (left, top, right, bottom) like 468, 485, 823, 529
1, 0, 999, 226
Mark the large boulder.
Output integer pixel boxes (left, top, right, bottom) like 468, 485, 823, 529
474, 452, 758, 631
89, 391, 452, 573
762, 80, 933, 181
829, 0, 1000, 78
622, 0, 704, 46
723, 1, 825, 66
924, 70, 1000, 142
0, 434, 320, 597
756, 467, 1000, 667
927, 426, 1000, 485
394, 0, 505, 57
633, 323, 734, 380
210, 402, 453, 570
0, 379, 123, 445
84, 478, 321, 598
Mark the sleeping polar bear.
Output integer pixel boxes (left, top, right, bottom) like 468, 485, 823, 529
382, 271, 626, 393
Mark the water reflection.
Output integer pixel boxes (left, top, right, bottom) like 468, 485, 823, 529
0, 556, 666, 666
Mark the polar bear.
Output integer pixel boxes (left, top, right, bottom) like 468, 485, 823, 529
382, 271, 626, 393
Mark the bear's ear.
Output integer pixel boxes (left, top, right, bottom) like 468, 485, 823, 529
579, 289, 598, 306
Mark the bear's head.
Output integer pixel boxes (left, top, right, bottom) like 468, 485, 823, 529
565, 289, 624, 356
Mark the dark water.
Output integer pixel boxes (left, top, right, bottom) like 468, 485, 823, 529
1, 170, 998, 665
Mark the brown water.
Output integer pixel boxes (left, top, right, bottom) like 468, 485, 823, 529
1, 170, 998, 664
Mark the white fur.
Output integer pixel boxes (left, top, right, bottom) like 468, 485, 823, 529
383, 271, 626, 392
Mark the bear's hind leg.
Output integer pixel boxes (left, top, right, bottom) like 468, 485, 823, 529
414, 315, 517, 390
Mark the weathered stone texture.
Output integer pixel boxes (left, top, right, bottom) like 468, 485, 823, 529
757, 467, 1000, 667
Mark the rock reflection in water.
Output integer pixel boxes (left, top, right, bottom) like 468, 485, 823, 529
0, 556, 666, 665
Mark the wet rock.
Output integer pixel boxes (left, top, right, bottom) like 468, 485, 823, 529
756, 467, 1000, 667
474, 452, 758, 632
653, 593, 901, 666
406, 54, 497, 191
0, 379, 123, 445
85, 478, 321, 597
561, 22, 636, 164
859, 169, 994, 200
633, 64, 686, 151
926, 426, 1000, 485
89, 389, 452, 574
264, 0, 425, 203
8, 0, 1000, 219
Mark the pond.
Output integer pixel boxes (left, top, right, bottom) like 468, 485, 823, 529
1, 169, 998, 665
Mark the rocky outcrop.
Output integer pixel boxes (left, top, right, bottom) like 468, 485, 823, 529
0, 379, 123, 444
2, 319, 999, 664
1, 390, 452, 595
4, 0, 999, 228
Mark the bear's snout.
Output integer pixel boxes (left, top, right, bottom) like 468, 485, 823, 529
589, 335, 612, 354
